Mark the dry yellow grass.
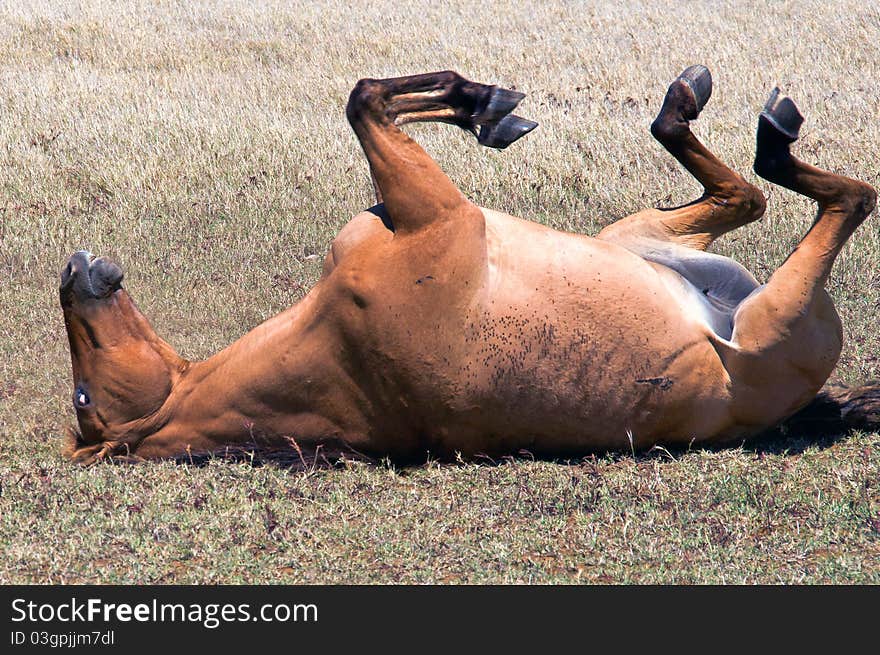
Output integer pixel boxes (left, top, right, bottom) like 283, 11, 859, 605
0, 0, 877, 583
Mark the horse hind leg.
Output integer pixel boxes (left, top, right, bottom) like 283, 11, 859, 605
721, 89, 876, 428
598, 65, 766, 251
346, 71, 538, 232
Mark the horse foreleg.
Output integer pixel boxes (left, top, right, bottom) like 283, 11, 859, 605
346, 71, 537, 233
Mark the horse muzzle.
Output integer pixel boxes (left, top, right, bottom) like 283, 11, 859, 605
60, 251, 124, 304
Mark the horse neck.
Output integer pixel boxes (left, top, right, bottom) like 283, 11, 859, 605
135, 285, 355, 457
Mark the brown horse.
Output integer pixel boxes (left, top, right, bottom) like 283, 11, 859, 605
60, 67, 879, 464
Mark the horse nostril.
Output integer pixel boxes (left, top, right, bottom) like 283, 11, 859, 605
89, 258, 124, 297
60, 261, 74, 289
60, 251, 111, 301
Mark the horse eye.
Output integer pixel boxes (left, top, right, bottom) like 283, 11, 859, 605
75, 389, 91, 408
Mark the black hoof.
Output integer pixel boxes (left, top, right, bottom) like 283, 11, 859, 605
759, 87, 803, 142
477, 114, 538, 149
678, 65, 712, 114
473, 86, 526, 125
753, 89, 803, 185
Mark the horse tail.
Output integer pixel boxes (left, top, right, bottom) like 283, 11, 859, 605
782, 381, 880, 435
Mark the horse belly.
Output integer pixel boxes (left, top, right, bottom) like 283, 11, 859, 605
440, 213, 733, 452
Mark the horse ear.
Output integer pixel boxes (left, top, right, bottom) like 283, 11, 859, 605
62, 425, 82, 459
62, 426, 105, 464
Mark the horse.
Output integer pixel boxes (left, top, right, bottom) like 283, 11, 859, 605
59, 66, 879, 464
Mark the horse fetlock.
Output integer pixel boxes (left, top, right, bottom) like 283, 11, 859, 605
753, 115, 795, 184
346, 72, 538, 149
651, 65, 712, 143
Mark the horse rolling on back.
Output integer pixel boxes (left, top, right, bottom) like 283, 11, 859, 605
59, 66, 879, 464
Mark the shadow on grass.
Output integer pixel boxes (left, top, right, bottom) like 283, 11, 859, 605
94, 390, 864, 472
740, 424, 853, 456
152, 424, 859, 475
163, 442, 377, 472
740, 390, 859, 456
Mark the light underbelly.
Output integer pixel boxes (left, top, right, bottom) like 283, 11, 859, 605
634, 243, 761, 341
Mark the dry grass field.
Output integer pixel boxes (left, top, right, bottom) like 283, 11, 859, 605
0, 0, 878, 583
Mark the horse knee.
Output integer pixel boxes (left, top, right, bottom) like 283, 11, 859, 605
859, 182, 877, 215
830, 179, 877, 220
741, 181, 767, 221
715, 177, 766, 224
730, 289, 842, 392
346, 78, 387, 125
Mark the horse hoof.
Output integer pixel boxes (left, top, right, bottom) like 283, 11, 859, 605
760, 87, 803, 142
678, 65, 712, 114
753, 89, 802, 182
478, 114, 538, 149
474, 86, 526, 126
